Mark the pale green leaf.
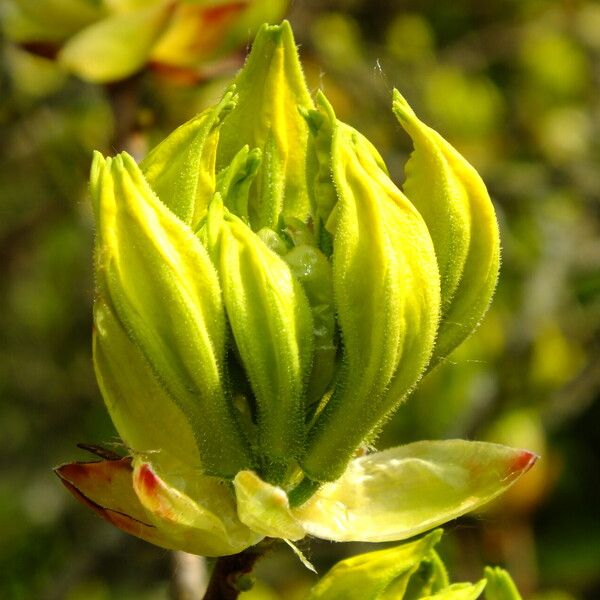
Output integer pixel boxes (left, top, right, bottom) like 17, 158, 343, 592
56, 455, 259, 557
306, 530, 443, 600
296, 440, 537, 542
132, 459, 262, 556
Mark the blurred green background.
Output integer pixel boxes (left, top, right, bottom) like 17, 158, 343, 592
0, 0, 598, 598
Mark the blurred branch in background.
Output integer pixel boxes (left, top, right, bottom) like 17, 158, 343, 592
170, 552, 208, 600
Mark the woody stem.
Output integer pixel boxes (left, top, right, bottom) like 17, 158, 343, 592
201, 540, 273, 600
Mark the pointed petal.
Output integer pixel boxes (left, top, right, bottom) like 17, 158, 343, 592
393, 90, 500, 364
217, 21, 314, 228
58, 3, 171, 82
141, 91, 235, 226
91, 152, 250, 477
233, 471, 305, 541
300, 94, 440, 482
306, 530, 443, 600
208, 199, 313, 477
132, 460, 263, 556
295, 441, 537, 542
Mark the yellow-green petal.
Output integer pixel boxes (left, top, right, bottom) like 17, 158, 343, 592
295, 440, 537, 542
141, 90, 236, 226
393, 90, 500, 365
301, 94, 440, 482
306, 530, 443, 600
216, 21, 314, 229
206, 198, 313, 478
233, 470, 305, 541
91, 152, 250, 477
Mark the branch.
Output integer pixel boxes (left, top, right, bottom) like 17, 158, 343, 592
202, 541, 272, 600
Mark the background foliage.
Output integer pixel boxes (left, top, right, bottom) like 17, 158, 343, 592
0, 0, 598, 598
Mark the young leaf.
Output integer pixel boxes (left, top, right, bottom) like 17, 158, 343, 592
306, 530, 443, 600
295, 440, 537, 541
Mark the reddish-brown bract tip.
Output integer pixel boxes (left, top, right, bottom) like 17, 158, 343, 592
137, 463, 159, 494
508, 450, 538, 476
54, 459, 158, 538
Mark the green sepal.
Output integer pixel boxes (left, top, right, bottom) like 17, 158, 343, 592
90, 151, 250, 478
393, 90, 500, 366
306, 530, 443, 600
141, 90, 236, 227
216, 21, 314, 230
483, 567, 522, 600
300, 93, 441, 482
205, 197, 314, 481
58, 1, 171, 82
